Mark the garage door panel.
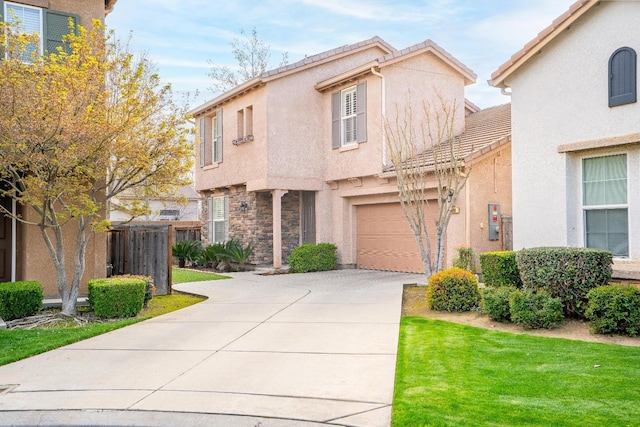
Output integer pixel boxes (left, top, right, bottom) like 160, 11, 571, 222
356, 203, 437, 274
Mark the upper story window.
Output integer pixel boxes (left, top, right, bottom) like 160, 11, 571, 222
609, 47, 637, 107
198, 109, 223, 167
212, 110, 223, 163
4, 2, 43, 60
331, 82, 367, 149
233, 105, 253, 145
2, 2, 78, 61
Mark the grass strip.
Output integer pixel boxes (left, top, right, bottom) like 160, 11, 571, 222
0, 294, 204, 367
393, 317, 640, 427
172, 268, 230, 283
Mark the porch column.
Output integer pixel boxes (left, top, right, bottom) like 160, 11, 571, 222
272, 190, 288, 269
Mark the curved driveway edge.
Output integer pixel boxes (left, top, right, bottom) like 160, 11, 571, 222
0, 269, 424, 426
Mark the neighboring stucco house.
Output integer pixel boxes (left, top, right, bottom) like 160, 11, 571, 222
109, 185, 201, 222
490, 0, 640, 278
0, 0, 117, 295
192, 36, 513, 273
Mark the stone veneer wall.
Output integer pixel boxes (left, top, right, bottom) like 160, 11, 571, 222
281, 192, 300, 263
201, 187, 301, 265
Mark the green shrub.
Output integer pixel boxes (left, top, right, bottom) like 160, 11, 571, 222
452, 247, 477, 274
479, 251, 522, 288
516, 247, 612, 318
288, 243, 337, 273
426, 267, 480, 312
88, 277, 146, 318
509, 290, 564, 330
0, 281, 43, 321
481, 286, 518, 322
111, 275, 155, 308
586, 285, 640, 336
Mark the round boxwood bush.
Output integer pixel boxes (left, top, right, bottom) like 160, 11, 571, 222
509, 289, 564, 330
481, 286, 518, 322
426, 267, 480, 312
586, 284, 640, 336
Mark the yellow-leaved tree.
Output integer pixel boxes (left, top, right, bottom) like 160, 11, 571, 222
0, 20, 193, 315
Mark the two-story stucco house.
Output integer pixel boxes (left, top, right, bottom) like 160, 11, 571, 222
0, 0, 117, 295
490, 0, 640, 278
193, 36, 513, 273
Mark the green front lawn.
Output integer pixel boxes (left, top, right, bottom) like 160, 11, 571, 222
393, 317, 640, 426
172, 267, 230, 283
0, 294, 204, 367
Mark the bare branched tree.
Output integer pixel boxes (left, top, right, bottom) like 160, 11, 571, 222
207, 27, 288, 93
385, 96, 471, 277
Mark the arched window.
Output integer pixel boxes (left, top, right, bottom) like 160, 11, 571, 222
609, 47, 637, 107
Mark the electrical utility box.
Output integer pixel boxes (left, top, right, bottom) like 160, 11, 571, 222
488, 204, 500, 241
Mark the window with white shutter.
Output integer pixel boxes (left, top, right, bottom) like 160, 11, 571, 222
208, 196, 228, 243
332, 82, 367, 149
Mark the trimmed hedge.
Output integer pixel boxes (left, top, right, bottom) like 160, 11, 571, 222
479, 251, 522, 288
0, 281, 43, 321
481, 286, 518, 322
516, 247, 612, 318
288, 243, 337, 273
586, 284, 640, 336
88, 277, 146, 318
426, 267, 480, 312
111, 275, 155, 308
509, 290, 564, 330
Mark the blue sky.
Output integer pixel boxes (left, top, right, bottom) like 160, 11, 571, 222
106, 0, 576, 109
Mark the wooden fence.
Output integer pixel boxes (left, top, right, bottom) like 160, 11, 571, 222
107, 225, 172, 295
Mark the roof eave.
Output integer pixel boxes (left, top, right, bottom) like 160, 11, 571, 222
189, 77, 263, 117
314, 61, 379, 92
489, 0, 598, 88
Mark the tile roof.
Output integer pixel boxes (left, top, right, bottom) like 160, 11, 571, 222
378, 39, 477, 82
262, 36, 395, 78
490, 0, 596, 87
191, 36, 395, 115
386, 103, 511, 172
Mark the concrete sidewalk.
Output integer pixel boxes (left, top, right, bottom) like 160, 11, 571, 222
0, 269, 423, 427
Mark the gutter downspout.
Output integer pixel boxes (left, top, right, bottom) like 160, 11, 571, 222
501, 87, 512, 97
11, 199, 16, 281
370, 67, 387, 167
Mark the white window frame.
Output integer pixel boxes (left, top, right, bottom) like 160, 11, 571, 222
341, 86, 357, 146
208, 196, 228, 244
582, 153, 629, 258
4, 2, 44, 59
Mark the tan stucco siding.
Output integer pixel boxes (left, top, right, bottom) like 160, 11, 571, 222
18, 207, 106, 297
49, 0, 108, 24
467, 145, 513, 257
195, 86, 268, 193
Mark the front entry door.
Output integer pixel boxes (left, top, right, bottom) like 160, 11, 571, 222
301, 191, 316, 245
0, 197, 13, 282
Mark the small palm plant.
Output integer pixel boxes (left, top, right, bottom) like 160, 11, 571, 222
172, 240, 201, 268
227, 239, 254, 268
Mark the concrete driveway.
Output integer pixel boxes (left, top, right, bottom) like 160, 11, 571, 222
0, 269, 423, 426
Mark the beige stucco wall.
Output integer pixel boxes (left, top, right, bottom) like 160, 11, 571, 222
195, 45, 389, 194
505, 1, 640, 260
17, 206, 106, 297
465, 145, 513, 257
